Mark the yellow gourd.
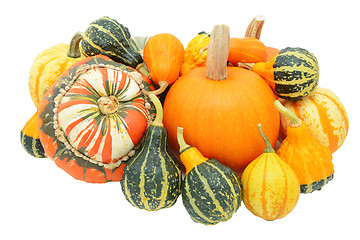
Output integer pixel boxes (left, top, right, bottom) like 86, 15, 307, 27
241, 124, 300, 221
275, 100, 334, 193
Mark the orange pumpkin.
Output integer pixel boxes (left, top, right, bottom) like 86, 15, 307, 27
279, 87, 349, 153
163, 25, 279, 174
228, 37, 267, 65
143, 33, 185, 95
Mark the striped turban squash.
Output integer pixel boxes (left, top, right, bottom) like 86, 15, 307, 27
38, 55, 155, 183
279, 87, 349, 153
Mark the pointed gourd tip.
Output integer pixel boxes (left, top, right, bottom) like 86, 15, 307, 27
257, 123, 275, 153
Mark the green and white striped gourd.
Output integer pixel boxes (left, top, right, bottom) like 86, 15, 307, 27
241, 47, 319, 101
177, 127, 242, 225
81, 16, 143, 68
120, 94, 182, 211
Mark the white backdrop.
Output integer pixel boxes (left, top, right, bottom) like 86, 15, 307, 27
1, 0, 358, 239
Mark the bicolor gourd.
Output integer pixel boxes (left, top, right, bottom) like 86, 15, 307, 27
120, 94, 182, 211
241, 124, 300, 221
275, 100, 334, 193
177, 127, 242, 225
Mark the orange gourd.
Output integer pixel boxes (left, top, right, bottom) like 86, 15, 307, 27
241, 124, 300, 221
228, 37, 267, 65
275, 100, 334, 193
163, 24, 279, 174
279, 87, 349, 153
143, 33, 185, 95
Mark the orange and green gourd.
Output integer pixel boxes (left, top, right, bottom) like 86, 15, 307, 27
38, 55, 155, 183
279, 87, 349, 153
21, 32, 85, 158
241, 124, 300, 221
275, 100, 334, 193
177, 127, 242, 225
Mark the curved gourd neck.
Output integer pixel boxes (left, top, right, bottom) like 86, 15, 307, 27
148, 94, 163, 127
274, 100, 302, 128
177, 127, 207, 175
67, 32, 83, 58
257, 124, 275, 153
206, 25, 230, 81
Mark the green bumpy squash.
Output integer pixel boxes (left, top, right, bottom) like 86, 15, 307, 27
120, 94, 182, 211
81, 16, 143, 68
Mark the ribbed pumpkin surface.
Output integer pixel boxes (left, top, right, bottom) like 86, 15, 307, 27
279, 87, 349, 153
274, 47, 319, 100
182, 159, 242, 225
38, 55, 154, 183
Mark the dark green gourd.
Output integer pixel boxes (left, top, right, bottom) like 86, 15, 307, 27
177, 127, 242, 225
274, 47, 319, 101
120, 94, 182, 211
81, 16, 143, 68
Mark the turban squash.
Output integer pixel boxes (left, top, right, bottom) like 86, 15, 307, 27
38, 55, 155, 183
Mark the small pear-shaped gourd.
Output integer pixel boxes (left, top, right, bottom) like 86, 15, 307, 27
120, 94, 182, 211
177, 127, 242, 225
274, 100, 334, 193
241, 124, 300, 221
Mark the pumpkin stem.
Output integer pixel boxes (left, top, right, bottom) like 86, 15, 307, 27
245, 15, 265, 39
67, 31, 83, 58
274, 100, 302, 127
257, 124, 275, 153
98, 96, 119, 115
142, 81, 168, 96
148, 94, 163, 127
206, 24, 230, 81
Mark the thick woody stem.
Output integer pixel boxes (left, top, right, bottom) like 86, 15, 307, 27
206, 24, 230, 81
245, 15, 265, 39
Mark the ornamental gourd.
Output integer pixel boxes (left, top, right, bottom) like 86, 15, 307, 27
228, 37, 267, 65
163, 24, 279, 174
38, 55, 155, 183
177, 127, 242, 225
121, 94, 182, 211
81, 16, 143, 69
21, 32, 85, 158
143, 33, 185, 95
180, 32, 210, 76
279, 87, 349, 153
241, 124, 300, 221
275, 100, 334, 193
240, 47, 319, 101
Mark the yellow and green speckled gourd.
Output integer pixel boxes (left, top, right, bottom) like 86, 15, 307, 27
241, 124, 300, 221
275, 100, 334, 193
177, 127, 242, 225
21, 32, 85, 158
120, 94, 182, 211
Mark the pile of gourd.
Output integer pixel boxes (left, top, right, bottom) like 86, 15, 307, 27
21, 16, 349, 225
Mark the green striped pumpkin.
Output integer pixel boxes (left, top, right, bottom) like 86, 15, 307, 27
274, 47, 319, 101
120, 94, 182, 211
177, 127, 242, 225
81, 16, 143, 68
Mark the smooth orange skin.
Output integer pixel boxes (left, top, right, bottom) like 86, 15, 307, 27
228, 37, 267, 65
265, 46, 280, 61
144, 33, 184, 86
163, 67, 280, 174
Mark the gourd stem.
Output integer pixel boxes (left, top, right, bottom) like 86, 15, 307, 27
238, 62, 255, 70
274, 100, 302, 127
245, 15, 265, 39
136, 63, 150, 78
206, 25, 230, 81
148, 94, 163, 127
177, 127, 190, 153
67, 31, 83, 58
257, 124, 275, 153
143, 81, 168, 96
